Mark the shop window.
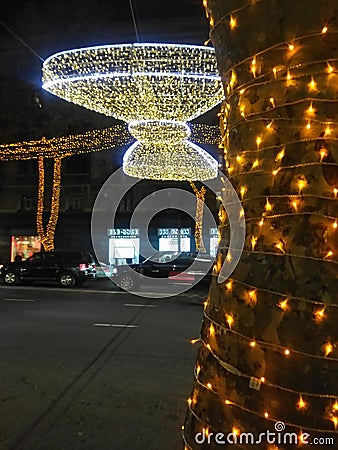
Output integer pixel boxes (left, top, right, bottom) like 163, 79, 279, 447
11, 236, 41, 261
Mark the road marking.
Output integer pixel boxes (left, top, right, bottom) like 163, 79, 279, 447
93, 323, 138, 328
3, 298, 35, 302
124, 303, 157, 308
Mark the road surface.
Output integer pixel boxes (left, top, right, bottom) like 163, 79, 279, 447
0, 282, 206, 450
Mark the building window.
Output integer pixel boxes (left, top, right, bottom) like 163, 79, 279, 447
66, 195, 84, 211
20, 196, 35, 211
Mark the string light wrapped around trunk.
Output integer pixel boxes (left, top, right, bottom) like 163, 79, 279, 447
184, 0, 338, 448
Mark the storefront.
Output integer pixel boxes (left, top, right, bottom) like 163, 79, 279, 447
157, 228, 192, 252
10, 235, 41, 261
108, 228, 140, 265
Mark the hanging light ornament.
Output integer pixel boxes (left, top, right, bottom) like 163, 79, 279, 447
42, 43, 224, 181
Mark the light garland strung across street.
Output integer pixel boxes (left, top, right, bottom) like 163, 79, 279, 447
0, 126, 131, 251
42, 43, 224, 181
0, 123, 221, 251
183, 0, 338, 448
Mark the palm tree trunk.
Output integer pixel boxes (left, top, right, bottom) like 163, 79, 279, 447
184, 1, 338, 448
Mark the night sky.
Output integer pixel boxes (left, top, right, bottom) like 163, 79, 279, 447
0, 1, 213, 141
0, 0, 208, 82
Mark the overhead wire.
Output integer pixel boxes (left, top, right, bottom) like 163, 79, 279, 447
0, 19, 44, 62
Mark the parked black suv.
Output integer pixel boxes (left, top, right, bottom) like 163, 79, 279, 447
112, 251, 214, 290
0, 250, 96, 287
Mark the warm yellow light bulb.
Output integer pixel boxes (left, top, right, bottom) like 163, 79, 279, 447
258, 218, 264, 227
299, 431, 307, 444
322, 26, 328, 34
264, 411, 269, 418
206, 382, 212, 389
284, 349, 290, 356
236, 154, 244, 164
278, 299, 289, 311
260, 376, 266, 383
272, 169, 280, 176
187, 397, 192, 406
275, 241, 286, 254
326, 63, 334, 74
334, 188, 338, 198
226, 280, 233, 290
286, 71, 293, 86
266, 121, 273, 131
297, 178, 308, 194
275, 147, 285, 162
332, 417, 338, 430
230, 70, 237, 88
314, 307, 326, 322
319, 147, 328, 162
324, 250, 333, 259
291, 199, 300, 211
308, 77, 317, 91
209, 324, 215, 336
324, 126, 331, 136
273, 67, 277, 79
229, 15, 237, 30
251, 236, 258, 252
249, 340, 256, 347
269, 97, 275, 108
251, 57, 257, 77
252, 159, 260, 169
333, 400, 338, 412
333, 220, 338, 229
240, 185, 247, 199
232, 427, 240, 437
256, 136, 262, 148
190, 338, 200, 344
306, 121, 311, 130
324, 341, 333, 356
288, 43, 295, 51
265, 198, 273, 212
226, 313, 234, 328
306, 103, 315, 115
297, 395, 307, 410
248, 290, 257, 305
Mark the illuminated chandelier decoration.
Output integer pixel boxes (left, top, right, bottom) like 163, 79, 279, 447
42, 43, 224, 181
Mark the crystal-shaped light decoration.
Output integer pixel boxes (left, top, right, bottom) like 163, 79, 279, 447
42, 43, 224, 181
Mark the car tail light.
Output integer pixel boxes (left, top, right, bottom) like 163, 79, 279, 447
79, 263, 87, 271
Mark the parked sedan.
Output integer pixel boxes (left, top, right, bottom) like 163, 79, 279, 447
0, 250, 96, 287
112, 251, 214, 290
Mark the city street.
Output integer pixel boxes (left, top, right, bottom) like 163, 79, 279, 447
0, 281, 206, 450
